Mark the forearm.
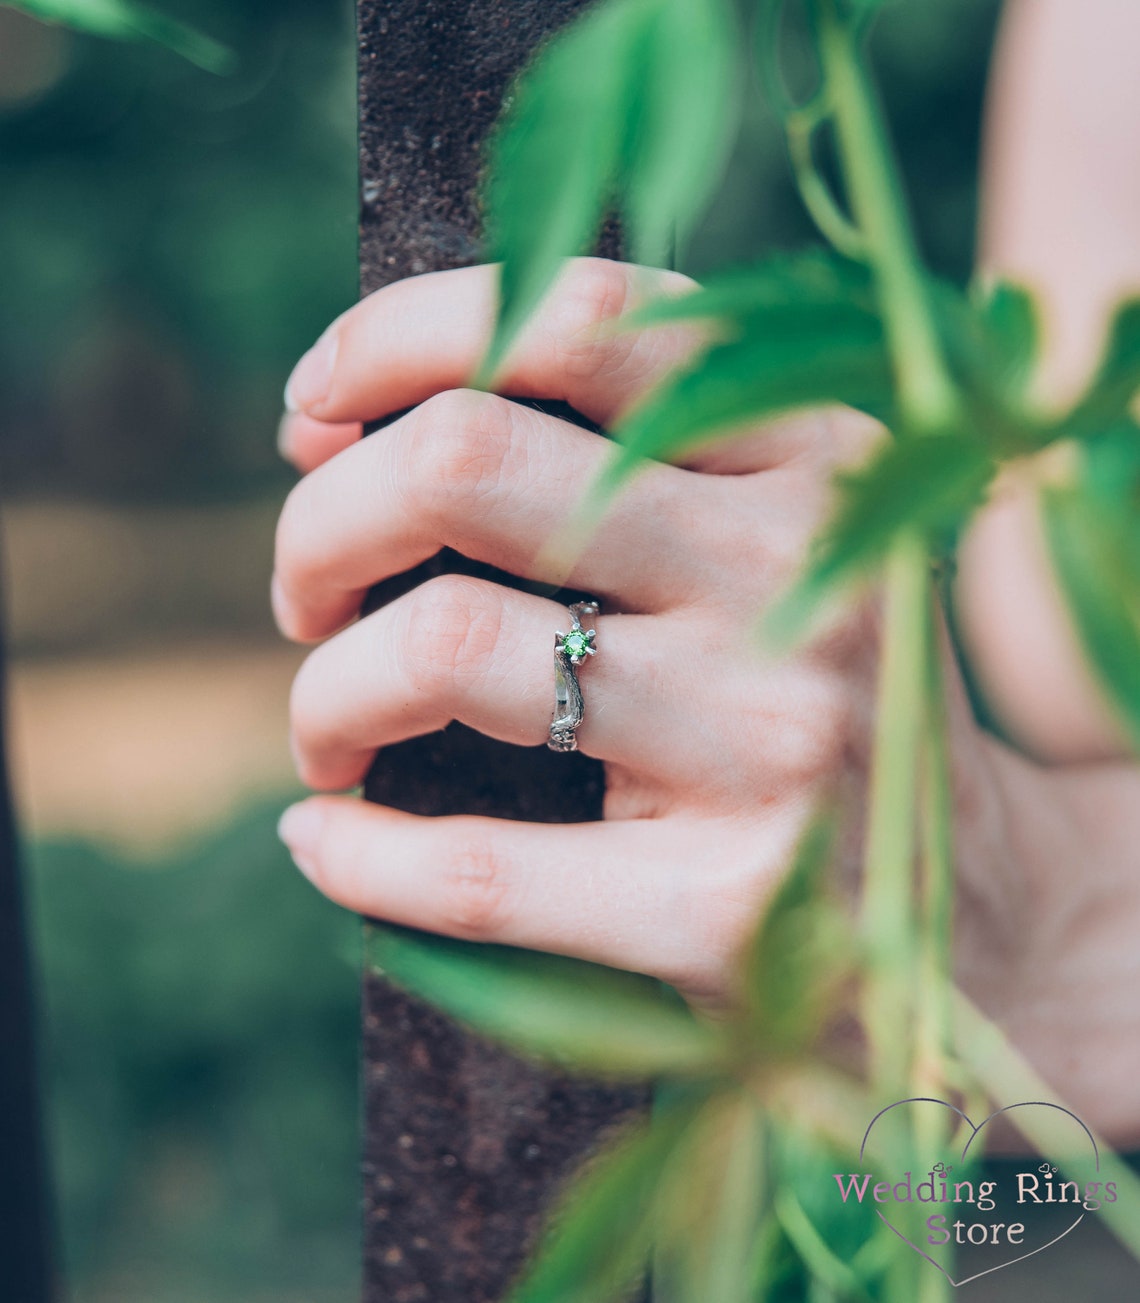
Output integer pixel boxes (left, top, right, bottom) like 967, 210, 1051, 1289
954, 0, 1140, 763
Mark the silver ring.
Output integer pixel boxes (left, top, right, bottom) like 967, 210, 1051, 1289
548, 600, 599, 752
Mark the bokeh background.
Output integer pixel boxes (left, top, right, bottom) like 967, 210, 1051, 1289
0, 1, 1004, 1300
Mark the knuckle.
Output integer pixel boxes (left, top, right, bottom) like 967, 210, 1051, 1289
549, 259, 637, 384
784, 680, 851, 782
436, 830, 514, 939
402, 575, 505, 698
406, 389, 512, 520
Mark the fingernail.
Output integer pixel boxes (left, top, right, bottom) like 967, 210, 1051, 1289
276, 411, 295, 460
269, 572, 289, 628
284, 327, 339, 413
278, 801, 323, 878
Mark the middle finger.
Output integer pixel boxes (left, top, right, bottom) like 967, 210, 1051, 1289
273, 387, 711, 641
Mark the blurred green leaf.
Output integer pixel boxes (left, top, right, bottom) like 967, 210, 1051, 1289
654, 1088, 768, 1303
770, 1127, 882, 1302
366, 922, 724, 1077
480, 0, 741, 384
1062, 298, 1140, 441
925, 277, 1048, 454
740, 817, 852, 1055
5, 0, 235, 72
628, 250, 876, 327
507, 1089, 708, 1303
770, 431, 994, 642
596, 256, 892, 502
480, 0, 648, 384
624, 0, 739, 266
1042, 426, 1140, 751
974, 280, 1038, 390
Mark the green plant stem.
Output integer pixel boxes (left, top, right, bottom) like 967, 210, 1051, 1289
917, 592, 955, 1094
816, 13, 962, 1293
859, 527, 927, 1097
812, 0, 959, 433
785, 101, 868, 261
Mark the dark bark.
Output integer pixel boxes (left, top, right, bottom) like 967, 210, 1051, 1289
357, 3, 649, 1300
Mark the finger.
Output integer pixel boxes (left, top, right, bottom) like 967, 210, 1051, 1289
283, 258, 702, 428
277, 795, 765, 994
676, 406, 880, 477
277, 412, 362, 474
273, 388, 718, 642
289, 574, 675, 790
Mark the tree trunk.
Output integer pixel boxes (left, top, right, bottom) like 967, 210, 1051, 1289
357, 4, 650, 1300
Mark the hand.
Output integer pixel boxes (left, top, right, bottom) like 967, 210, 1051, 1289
272, 257, 1017, 1012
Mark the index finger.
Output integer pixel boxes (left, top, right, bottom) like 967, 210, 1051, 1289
283, 258, 700, 428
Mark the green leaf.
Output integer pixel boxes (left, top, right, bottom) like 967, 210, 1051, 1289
740, 817, 851, 1055
365, 922, 724, 1078
770, 431, 994, 642
597, 267, 893, 502
479, 0, 651, 384
479, 0, 743, 384
1062, 298, 1140, 441
926, 277, 1048, 455
1042, 427, 1140, 750
770, 1126, 883, 1301
628, 250, 877, 327
653, 1088, 768, 1303
974, 280, 1038, 389
5, 0, 235, 72
507, 1089, 708, 1303
624, 0, 740, 266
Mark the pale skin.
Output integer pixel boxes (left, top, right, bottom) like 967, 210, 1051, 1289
274, 0, 1140, 1143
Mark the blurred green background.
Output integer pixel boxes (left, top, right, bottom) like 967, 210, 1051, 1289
0, 1, 1004, 1300
1, 1, 360, 1300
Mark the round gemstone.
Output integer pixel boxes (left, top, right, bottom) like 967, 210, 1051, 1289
563, 631, 589, 659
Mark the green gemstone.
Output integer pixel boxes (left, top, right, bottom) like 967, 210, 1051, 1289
563, 631, 589, 658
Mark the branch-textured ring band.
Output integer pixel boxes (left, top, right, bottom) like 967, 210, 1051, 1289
548, 600, 599, 752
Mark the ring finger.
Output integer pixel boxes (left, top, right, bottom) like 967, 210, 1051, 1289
289, 573, 691, 790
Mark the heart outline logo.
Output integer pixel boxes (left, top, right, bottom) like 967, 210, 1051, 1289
859, 1097, 1100, 1288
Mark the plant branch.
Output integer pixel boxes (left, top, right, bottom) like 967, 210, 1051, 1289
812, 0, 959, 433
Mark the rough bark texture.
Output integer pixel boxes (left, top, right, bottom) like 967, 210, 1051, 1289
357, 4, 650, 1300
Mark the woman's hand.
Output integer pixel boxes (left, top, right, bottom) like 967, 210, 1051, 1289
272, 256, 1020, 1014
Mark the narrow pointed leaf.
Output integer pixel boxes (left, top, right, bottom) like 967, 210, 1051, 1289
1041, 428, 1140, 750
366, 922, 723, 1077
654, 1089, 768, 1303
627, 251, 876, 329
624, 0, 740, 265
507, 1090, 708, 1303
1062, 298, 1140, 440
600, 300, 893, 500
770, 431, 994, 642
740, 817, 851, 1054
479, 0, 652, 384
6, 0, 234, 71
975, 280, 1038, 388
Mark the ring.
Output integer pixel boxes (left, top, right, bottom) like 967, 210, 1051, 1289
548, 600, 599, 752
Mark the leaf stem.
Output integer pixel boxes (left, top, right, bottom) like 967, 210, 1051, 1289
812, 0, 959, 433
917, 593, 955, 1094
859, 527, 927, 1096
